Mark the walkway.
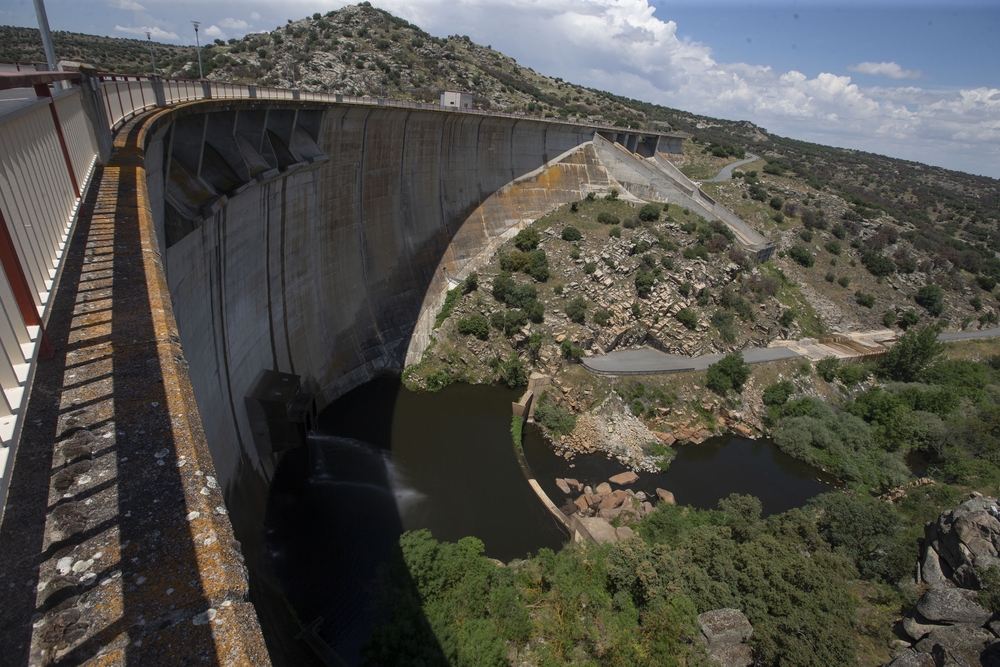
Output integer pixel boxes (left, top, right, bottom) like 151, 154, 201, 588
0, 112, 268, 666
704, 154, 759, 182
581, 327, 1000, 376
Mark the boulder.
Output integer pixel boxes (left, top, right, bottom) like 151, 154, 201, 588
577, 516, 619, 544
555, 478, 572, 495
565, 478, 583, 492
902, 613, 944, 642
596, 482, 613, 496
698, 608, 753, 667
641, 501, 654, 515
656, 488, 676, 505
921, 545, 947, 586
885, 651, 935, 667
914, 624, 993, 654
573, 496, 589, 513
598, 508, 622, 521
917, 587, 991, 626
931, 644, 974, 667
635, 491, 647, 502
609, 471, 639, 486
615, 526, 635, 541
930, 497, 1000, 582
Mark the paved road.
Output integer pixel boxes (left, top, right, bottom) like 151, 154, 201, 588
581, 327, 1000, 376
704, 154, 759, 183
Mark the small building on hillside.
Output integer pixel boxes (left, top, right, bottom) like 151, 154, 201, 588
440, 90, 474, 109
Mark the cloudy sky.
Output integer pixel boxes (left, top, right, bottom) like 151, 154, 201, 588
5, 0, 999, 178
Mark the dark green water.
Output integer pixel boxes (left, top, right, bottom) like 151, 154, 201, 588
264, 378, 832, 665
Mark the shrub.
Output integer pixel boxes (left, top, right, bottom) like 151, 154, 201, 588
876, 325, 943, 382
675, 308, 698, 330
604, 188, 619, 201
831, 222, 847, 239
779, 309, 796, 327
561, 226, 582, 242
524, 300, 545, 324
749, 184, 768, 201
456, 314, 490, 340
570, 249, 581, 260
977, 275, 998, 292
661, 255, 674, 270
769, 196, 784, 211
560, 339, 584, 361
434, 288, 462, 328
683, 245, 710, 261
883, 310, 897, 327
971, 296, 983, 311
838, 276, 850, 288
593, 309, 612, 326
597, 212, 619, 225
565, 296, 587, 323
710, 310, 737, 343
789, 246, 815, 267
915, 284, 944, 316
609, 226, 621, 238
855, 291, 875, 308
825, 272, 835, 283
706, 352, 751, 395
638, 203, 661, 222
899, 309, 920, 330
534, 392, 576, 435
463, 271, 478, 293
632, 302, 642, 318
825, 240, 842, 255
634, 268, 655, 297
528, 249, 549, 282
837, 363, 869, 385
800, 229, 814, 243
861, 250, 895, 277
623, 217, 638, 229
583, 261, 597, 274
498, 354, 527, 388
763, 380, 794, 406
513, 227, 540, 251
679, 282, 693, 298
816, 357, 839, 382
570, 201, 579, 213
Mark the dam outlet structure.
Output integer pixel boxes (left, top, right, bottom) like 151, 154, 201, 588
0, 68, 774, 665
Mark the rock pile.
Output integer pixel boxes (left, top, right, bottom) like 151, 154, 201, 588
887, 496, 1000, 666
555, 393, 666, 471
551, 472, 675, 545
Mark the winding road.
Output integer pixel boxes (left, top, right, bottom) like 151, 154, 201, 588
581, 328, 1000, 376
704, 153, 760, 182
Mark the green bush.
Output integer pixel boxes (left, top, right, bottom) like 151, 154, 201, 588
632, 302, 643, 318
513, 227, 540, 251
525, 300, 545, 324
854, 291, 875, 308
710, 310, 737, 343
706, 352, 751, 395
560, 339, 584, 361
899, 309, 920, 330
825, 272, 835, 283
434, 288, 462, 328
763, 380, 795, 406
915, 284, 944, 316
491, 273, 538, 308
634, 268, 655, 298
561, 226, 582, 242
817, 356, 839, 382
583, 261, 597, 274
638, 203, 661, 222
498, 354, 527, 388
789, 246, 814, 267
456, 314, 490, 340
661, 255, 674, 270
861, 250, 895, 277
836, 363, 869, 385
800, 229, 814, 243
876, 325, 943, 382
679, 282, 692, 297
675, 308, 698, 330
593, 308, 612, 326
534, 392, 576, 435
838, 276, 850, 288
609, 226, 621, 238
683, 245, 709, 261
809, 493, 910, 583
825, 240, 842, 255
883, 310, 897, 327
779, 309, 796, 327
604, 188, 619, 201
463, 271, 478, 293
597, 212, 619, 225
565, 296, 587, 323
749, 184, 768, 201
769, 196, 784, 211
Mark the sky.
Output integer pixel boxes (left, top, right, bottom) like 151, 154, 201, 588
4, 0, 999, 178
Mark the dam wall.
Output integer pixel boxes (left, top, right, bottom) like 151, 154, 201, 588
144, 102, 608, 492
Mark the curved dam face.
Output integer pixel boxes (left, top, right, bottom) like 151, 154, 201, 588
144, 102, 611, 495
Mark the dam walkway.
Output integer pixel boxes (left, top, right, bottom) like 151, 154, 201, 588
0, 110, 270, 665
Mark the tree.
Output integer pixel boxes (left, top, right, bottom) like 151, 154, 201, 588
638, 203, 661, 222
876, 325, 943, 382
706, 352, 751, 395
561, 226, 582, 241
463, 271, 478, 293
915, 284, 944, 316
456, 314, 489, 340
513, 227, 540, 251
675, 308, 698, 330
565, 296, 587, 323
789, 246, 814, 267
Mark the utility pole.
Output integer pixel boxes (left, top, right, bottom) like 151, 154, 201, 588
191, 21, 203, 79
32, 0, 60, 78
146, 31, 157, 75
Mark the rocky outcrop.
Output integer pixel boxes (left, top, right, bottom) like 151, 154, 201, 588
886, 496, 1000, 666
698, 608, 753, 667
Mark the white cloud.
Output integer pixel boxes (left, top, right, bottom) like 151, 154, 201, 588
114, 24, 178, 40
250, 12, 261, 21
204, 24, 226, 39
108, 0, 145, 10
849, 61, 922, 80
218, 17, 250, 30
373, 0, 999, 176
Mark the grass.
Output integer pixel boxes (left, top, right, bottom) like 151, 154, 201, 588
511, 415, 524, 449
758, 263, 828, 338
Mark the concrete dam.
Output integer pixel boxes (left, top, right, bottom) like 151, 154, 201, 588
0, 71, 773, 666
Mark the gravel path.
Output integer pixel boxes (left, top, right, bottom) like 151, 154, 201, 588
704, 153, 760, 183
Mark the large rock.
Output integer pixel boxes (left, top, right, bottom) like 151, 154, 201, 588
921, 545, 947, 586
932, 644, 974, 667
698, 608, 753, 667
577, 516, 619, 544
555, 478, 572, 495
914, 624, 993, 654
903, 614, 944, 642
885, 651, 935, 667
929, 497, 1000, 586
917, 587, 991, 626
595, 482, 613, 496
656, 488, 676, 505
609, 471, 639, 486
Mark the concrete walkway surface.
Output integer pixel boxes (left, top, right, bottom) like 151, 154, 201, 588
704, 154, 760, 183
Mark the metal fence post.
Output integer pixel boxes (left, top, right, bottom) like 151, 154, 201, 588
32, 82, 79, 197
151, 75, 166, 107
0, 207, 53, 360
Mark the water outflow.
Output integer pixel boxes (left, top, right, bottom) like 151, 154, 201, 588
265, 434, 409, 666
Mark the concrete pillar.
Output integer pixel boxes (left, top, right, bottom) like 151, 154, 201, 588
248, 85, 258, 99
201, 81, 212, 100
77, 66, 113, 164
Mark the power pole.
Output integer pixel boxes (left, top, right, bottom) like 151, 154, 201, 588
32, 0, 59, 75
191, 21, 203, 79
146, 31, 157, 75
